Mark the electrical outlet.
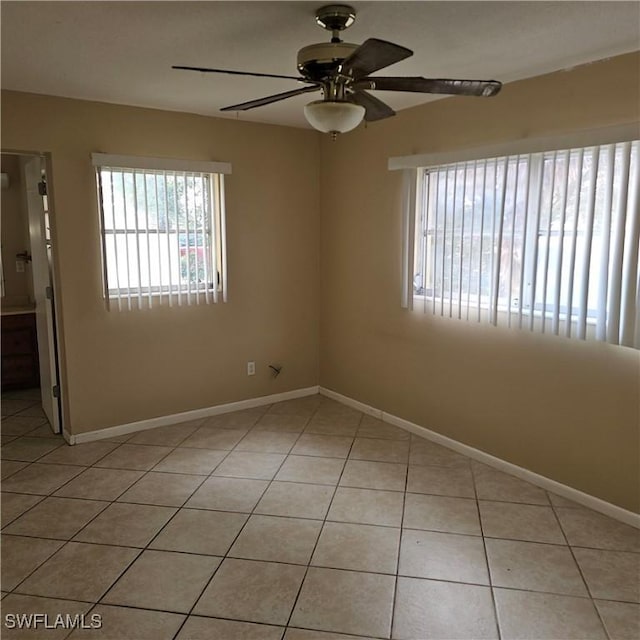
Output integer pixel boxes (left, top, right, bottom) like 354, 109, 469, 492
15, 260, 24, 273
247, 361, 255, 376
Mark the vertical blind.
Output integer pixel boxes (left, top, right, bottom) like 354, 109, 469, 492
411, 140, 639, 348
92, 154, 230, 310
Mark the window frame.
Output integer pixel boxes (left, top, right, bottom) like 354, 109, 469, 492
392, 124, 640, 348
92, 154, 230, 310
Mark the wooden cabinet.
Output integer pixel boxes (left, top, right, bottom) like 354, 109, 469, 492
2, 312, 40, 390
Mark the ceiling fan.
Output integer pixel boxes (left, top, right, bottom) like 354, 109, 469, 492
173, 4, 502, 139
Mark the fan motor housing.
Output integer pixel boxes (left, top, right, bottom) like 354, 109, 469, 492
297, 42, 358, 80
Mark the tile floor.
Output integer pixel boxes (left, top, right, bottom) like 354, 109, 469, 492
1, 389, 639, 639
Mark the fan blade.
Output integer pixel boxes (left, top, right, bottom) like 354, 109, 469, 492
355, 77, 502, 97
221, 85, 320, 112
173, 65, 309, 82
339, 38, 413, 79
351, 90, 395, 122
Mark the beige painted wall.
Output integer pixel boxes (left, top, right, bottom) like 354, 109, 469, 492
319, 52, 640, 512
1, 92, 321, 434
1, 153, 32, 306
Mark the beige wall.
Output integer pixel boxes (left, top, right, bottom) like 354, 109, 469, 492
1, 153, 32, 306
319, 52, 640, 512
1, 92, 321, 434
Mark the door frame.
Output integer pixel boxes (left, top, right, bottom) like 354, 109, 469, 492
2, 149, 68, 438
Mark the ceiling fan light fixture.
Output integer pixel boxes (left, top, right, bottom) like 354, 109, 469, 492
304, 100, 365, 136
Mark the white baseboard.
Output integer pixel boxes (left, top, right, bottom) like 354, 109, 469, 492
319, 387, 640, 528
70, 386, 320, 445
320, 387, 383, 419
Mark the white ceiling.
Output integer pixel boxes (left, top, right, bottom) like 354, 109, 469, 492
2, 1, 639, 129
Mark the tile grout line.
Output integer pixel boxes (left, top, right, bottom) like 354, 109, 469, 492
97, 412, 277, 635
4, 406, 356, 540
5, 452, 638, 555
547, 491, 612, 640
1, 443, 95, 528
6, 455, 633, 575
6, 485, 144, 600
5, 419, 232, 601
470, 455, 503, 640
7, 555, 633, 607
5, 525, 620, 596
1, 427, 124, 599
282, 405, 363, 636
75, 415, 262, 639
388, 437, 410, 639
168, 403, 319, 640
0, 493, 48, 529
7, 511, 627, 598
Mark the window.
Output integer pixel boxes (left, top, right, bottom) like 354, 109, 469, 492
407, 139, 639, 348
92, 154, 230, 309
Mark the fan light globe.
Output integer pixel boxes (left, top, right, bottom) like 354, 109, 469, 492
304, 100, 365, 135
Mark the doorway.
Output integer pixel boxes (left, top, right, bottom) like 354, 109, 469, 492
1, 152, 62, 434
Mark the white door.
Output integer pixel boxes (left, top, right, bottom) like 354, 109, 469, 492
24, 156, 60, 434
